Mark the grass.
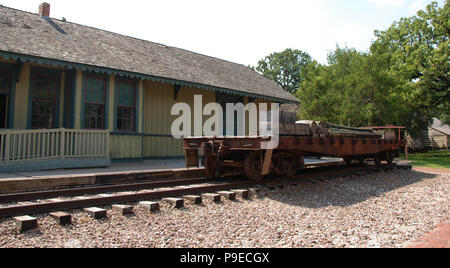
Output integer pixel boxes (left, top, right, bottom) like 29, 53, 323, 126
400, 149, 450, 169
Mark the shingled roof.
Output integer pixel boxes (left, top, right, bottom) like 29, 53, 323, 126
431, 118, 450, 135
0, 5, 299, 103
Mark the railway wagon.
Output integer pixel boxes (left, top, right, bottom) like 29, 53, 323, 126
183, 123, 406, 181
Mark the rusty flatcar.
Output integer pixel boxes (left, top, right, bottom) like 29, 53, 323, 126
183, 123, 406, 181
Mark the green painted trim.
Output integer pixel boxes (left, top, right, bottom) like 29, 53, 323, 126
111, 132, 144, 136
27, 66, 62, 129
0, 50, 299, 104
110, 132, 174, 138
143, 156, 185, 161
111, 158, 145, 163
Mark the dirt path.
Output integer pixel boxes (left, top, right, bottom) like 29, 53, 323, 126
413, 167, 450, 174
408, 223, 449, 248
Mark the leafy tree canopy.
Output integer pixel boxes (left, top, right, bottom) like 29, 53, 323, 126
252, 49, 313, 94
371, 1, 449, 123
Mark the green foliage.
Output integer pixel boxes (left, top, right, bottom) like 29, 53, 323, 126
297, 46, 409, 128
371, 1, 449, 126
253, 49, 313, 94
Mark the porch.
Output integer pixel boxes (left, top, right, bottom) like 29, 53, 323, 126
0, 128, 110, 172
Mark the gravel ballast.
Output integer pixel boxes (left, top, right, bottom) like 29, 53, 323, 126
0, 169, 448, 248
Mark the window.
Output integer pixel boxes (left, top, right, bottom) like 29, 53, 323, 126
116, 79, 136, 132
84, 74, 106, 129
30, 71, 59, 129
0, 70, 10, 128
0, 71, 10, 93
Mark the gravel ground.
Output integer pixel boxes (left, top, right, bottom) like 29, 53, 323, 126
0, 169, 448, 248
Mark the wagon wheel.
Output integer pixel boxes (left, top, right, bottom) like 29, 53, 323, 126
280, 156, 297, 178
244, 152, 263, 181
202, 156, 218, 179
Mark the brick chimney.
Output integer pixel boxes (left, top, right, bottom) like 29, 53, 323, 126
38, 2, 50, 17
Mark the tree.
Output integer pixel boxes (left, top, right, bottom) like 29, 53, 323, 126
253, 49, 313, 94
371, 1, 449, 124
297, 47, 407, 128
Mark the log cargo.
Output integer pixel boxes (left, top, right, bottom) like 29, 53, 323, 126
280, 123, 312, 136
322, 122, 381, 138
296, 120, 317, 134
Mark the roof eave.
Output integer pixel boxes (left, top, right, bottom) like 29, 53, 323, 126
0, 50, 299, 104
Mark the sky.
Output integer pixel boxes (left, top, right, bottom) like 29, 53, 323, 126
0, 0, 446, 65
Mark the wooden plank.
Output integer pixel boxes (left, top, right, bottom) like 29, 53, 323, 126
261, 149, 273, 176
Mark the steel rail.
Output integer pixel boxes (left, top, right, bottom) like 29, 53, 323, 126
0, 163, 355, 203
0, 164, 407, 218
0, 177, 212, 203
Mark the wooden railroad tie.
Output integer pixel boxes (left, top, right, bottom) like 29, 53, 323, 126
139, 201, 160, 212
162, 198, 184, 209
83, 207, 107, 219
202, 193, 221, 203
183, 195, 203, 205
112, 204, 134, 215
14, 215, 37, 232
231, 189, 250, 199
50, 211, 72, 225
217, 191, 236, 201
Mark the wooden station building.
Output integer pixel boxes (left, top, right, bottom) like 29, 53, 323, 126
0, 3, 298, 172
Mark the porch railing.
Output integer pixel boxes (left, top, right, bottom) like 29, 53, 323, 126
0, 128, 110, 164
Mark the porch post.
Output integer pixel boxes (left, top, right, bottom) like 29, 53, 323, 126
5, 130, 10, 164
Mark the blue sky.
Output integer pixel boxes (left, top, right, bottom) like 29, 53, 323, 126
0, 0, 446, 65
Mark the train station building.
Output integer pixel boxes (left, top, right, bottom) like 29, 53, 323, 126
0, 3, 298, 172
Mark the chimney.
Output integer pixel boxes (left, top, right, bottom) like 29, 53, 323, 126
38, 2, 50, 17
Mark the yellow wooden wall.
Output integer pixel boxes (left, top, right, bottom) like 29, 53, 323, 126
142, 80, 216, 157
0, 57, 280, 160
110, 134, 143, 159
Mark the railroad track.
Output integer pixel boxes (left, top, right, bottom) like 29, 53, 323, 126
0, 163, 410, 220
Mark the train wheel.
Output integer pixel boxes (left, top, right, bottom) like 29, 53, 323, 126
244, 153, 263, 181
343, 156, 353, 165
385, 151, 394, 165
298, 156, 305, 169
203, 156, 218, 179
280, 157, 297, 178
374, 154, 381, 166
